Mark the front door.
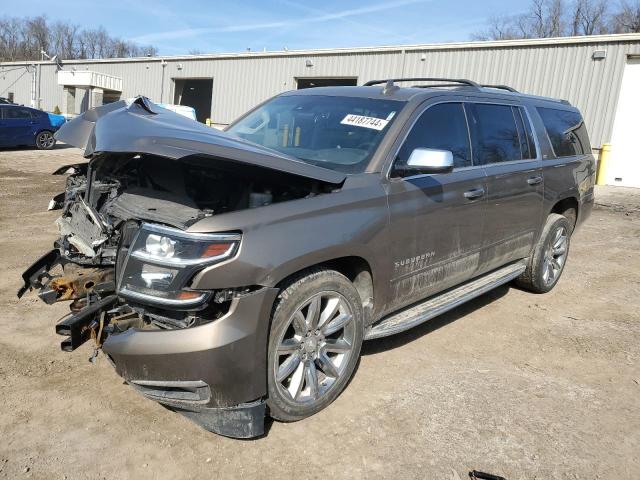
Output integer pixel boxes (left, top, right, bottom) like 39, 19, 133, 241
3, 106, 34, 146
385, 101, 487, 312
0, 107, 7, 146
465, 102, 544, 273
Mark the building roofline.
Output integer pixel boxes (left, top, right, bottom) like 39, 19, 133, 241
1, 33, 640, 67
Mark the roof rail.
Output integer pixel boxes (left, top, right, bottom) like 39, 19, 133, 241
364, 77, 481, 89
481, 84, 519, 93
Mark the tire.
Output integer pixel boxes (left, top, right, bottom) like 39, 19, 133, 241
515, 213, 571, 293
267, 269, 364, 422
35, 130, 56, 150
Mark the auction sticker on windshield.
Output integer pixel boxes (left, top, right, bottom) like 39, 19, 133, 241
341, 114, 389, 131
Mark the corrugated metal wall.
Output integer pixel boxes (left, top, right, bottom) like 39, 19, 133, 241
2, 36, 639, 147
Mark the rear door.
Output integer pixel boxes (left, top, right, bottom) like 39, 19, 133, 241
466, 102, 543, 273
385, 101, 488, 311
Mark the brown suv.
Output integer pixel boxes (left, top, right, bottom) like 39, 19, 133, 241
18, 79, 595, 438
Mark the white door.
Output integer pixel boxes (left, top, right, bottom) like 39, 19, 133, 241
608, 57, 640, 188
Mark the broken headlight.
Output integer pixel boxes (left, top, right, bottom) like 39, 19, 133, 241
117, 223, 240, 308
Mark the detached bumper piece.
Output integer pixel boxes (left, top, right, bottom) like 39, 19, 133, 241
176, 401, 266, 439
130, 379, 265, 438
56, 295, 118, 351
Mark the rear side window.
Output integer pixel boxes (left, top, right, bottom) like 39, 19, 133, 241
467, 103, 521, 164
537, 107, 591, 157
5, 107, 32, 120
396, 102, 472, 169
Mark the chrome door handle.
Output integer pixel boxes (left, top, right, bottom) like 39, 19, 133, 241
527, 176, 543, 185
464, 188, 485, 200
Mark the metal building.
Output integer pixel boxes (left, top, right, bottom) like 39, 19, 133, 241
1, 33, 639, 186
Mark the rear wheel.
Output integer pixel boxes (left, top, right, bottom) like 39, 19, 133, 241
35, 130, 55, 150
515, 213, 571, 293
267, 269, 364, 422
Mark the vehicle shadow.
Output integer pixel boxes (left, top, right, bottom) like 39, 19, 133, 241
0, 143, 76, 152
361, 284, 510, 355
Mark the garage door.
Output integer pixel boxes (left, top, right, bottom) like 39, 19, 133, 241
608, 57, 640, 188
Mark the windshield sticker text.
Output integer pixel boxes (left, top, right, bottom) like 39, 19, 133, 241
341, 114, 389, 131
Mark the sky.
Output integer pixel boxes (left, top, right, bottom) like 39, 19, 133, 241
3, 0, 531, 55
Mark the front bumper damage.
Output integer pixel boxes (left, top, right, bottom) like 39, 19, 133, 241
17, 97, 344, 439
18, 250, 278, 439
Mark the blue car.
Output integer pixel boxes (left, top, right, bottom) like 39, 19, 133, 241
0, 104, 66, 150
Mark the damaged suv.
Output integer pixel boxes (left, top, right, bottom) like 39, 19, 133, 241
19, 79, 595, 438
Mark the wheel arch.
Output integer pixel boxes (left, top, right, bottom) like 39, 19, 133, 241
274, 255, 374, 322
549, 196, 579, 229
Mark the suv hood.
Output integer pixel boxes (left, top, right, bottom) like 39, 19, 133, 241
54, 96, 345, 185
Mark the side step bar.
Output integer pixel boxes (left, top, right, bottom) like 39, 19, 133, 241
365, 260, 527, 340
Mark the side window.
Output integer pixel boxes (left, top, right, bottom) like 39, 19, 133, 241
5, 107, 32, 120
396, 102, 472, 170
467, 103, 521, 164
537, 107, 591, 157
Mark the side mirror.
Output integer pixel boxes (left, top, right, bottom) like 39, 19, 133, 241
402, 148, 454, 175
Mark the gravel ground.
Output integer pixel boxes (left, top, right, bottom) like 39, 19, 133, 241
0, 146, 638, 480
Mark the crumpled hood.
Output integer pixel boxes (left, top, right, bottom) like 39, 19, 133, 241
54, 97, 345, 184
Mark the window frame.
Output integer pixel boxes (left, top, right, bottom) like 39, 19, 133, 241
466, 101, 539, 167
389, 100, 476, 179
4, 106, 33, 120
536, 106, 589, 159
388, 99, 541, 180
466, 101, 541, 167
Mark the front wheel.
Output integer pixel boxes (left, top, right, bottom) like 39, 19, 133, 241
35, 130, 56, 150
267, 269, 364, 422
515, 213, 571, 293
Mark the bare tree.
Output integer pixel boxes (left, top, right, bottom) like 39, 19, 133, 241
529, 0, 565, 37
572, 0, 609, 35
471, 15, 526, 40
613, 1, 640, 32
471, 0, 626, 39
0, 15, 158, 61
0, 17, 23, 61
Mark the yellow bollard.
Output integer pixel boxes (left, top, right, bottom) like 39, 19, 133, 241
205, 118, 212, 127
596, 143, 611, 186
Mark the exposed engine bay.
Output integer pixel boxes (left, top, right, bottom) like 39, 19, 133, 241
57, 152, 329, 265
19, 152, 335, 353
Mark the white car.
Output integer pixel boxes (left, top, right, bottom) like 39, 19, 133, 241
155, 103, 197, 121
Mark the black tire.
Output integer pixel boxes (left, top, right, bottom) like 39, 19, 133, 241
267, 269, 364, 422
515, 213, 572, 293
35, 130, 56, 150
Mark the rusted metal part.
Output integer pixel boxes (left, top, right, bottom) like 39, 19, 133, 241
48, 266, 114, 302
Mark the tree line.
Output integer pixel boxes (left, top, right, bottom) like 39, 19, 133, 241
0, 15, 158, 62
473, 0, 640, 40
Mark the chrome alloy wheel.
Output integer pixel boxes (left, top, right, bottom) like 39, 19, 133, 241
542, 225, 568, 285
37, 131, 55, 149
274, 291, 355, 404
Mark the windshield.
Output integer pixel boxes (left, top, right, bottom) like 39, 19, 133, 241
227, 95, 405, 173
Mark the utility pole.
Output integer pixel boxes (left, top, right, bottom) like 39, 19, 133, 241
37, 50, 43, 109
30, 64, 37, 107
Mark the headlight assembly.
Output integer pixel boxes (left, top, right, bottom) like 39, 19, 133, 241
117, 223, 241, 308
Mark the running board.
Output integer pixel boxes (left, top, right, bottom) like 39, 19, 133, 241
365, 260, 527, 340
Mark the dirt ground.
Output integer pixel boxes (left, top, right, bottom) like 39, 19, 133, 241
0, 146, 638, 480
